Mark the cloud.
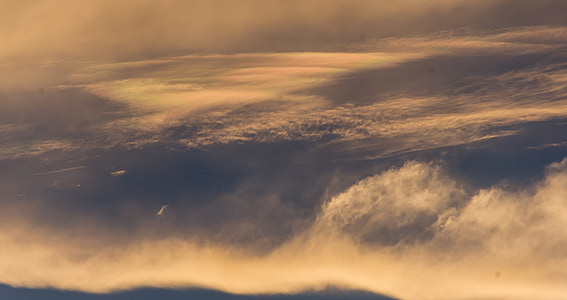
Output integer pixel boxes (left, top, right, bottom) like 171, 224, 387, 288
32, 166, 87, 176
0, 139, 81, 160
2, 3, 567, 299
3, 0, 567, 61
110, 170, 127, 177
1, 159, 567, 299
68, 27, 567, 152
3, 27, 567, 160
313, 162, 464, 246
156, 204, 168, 216
80, 52, 420, 112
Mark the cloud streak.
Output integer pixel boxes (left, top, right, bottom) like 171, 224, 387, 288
32, 166, 87, 176
156, 204, 168, 216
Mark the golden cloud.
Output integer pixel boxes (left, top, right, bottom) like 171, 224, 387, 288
1, 160, 567, 299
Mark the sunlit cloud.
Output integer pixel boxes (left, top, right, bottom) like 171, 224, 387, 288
0, 139, 81, 160
2, 26, 567, 160
156, 204, 168, 216
1, 160, 566, 299
110, 170, 127, 177
81, 52, 421, 112
2, 2, 567, 298
32, 166, 87, 176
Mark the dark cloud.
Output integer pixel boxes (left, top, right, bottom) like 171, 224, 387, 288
301, 50, 564, 105
0, 284, 396, 300
0, 88, 128, 140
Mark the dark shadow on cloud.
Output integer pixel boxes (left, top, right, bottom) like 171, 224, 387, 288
4, 114, 567, 249
362, 118, 567, 192
89, 141, 394, 248
471, 0, 567, 29
317, 115, 567, 194
442, 118, 567, 189
0, 88, 129, 140
0, 284, 397, 300
0, 139, 392, 249
301, 51, 562, 105
249, 0, 567, 53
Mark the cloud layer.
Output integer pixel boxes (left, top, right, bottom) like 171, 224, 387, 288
3, 0, 567, 60
1, 160, 567, 299
2, 4, 567, 299
2, 26, 567, 160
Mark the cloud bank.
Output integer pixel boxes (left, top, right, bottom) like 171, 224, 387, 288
1, 160, 566, 299
3, 0, 567, 61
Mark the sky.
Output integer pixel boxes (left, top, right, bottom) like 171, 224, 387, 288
2, 1, 567, 299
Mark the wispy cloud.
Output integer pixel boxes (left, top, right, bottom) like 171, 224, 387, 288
74, 27, 567, 157
156, 205, 168, 216
110, 170, 127, 177
32, 166, 87, 176
0, 139, 81, 160
2, 26, 567, 160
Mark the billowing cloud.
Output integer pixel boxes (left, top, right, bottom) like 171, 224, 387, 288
1, 160, 566, 299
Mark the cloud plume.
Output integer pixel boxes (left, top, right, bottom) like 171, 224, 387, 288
1, 159, 566, 299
